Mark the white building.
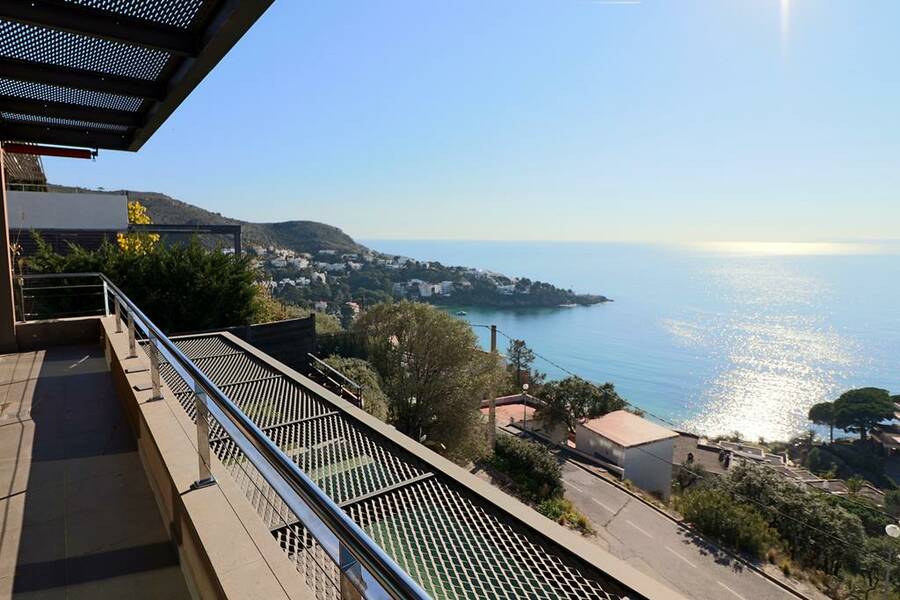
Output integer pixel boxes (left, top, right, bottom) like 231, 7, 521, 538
496, 284, 516, 295
314, 301, 329, 311
311, 272, 327, 284
269, 258, 287, 268
288, 257, 309, 269
440, 281, 455, 295
348, 261, 363, 271
575, 410, 678, 499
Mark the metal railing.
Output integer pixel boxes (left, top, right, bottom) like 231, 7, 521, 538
14, 272, 431, 600
308, 352, 364, 409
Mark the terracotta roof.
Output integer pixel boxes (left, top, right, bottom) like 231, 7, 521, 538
580, 410, 677, 448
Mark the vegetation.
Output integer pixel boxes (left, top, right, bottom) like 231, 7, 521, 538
675, 482, 778, 559
28, 237, 260, 333
253, 286, 343, 333
535, 376, 627, 434
355, 301, 506, 463
809, 388, 897, 442
491, 434, 564, 501
672, 463, 900, 598
322, 355, 389, 421
808, 401, 837, 443
116, 200, 160, 253
504, 338, 545, 393
536, 497, 593, 535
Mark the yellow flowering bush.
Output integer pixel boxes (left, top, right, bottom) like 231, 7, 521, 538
116, 200, 160, 254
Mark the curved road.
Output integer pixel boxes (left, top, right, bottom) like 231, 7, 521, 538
560, 461, 820, 600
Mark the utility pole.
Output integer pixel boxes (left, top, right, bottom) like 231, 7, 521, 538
488, 324, 498, 449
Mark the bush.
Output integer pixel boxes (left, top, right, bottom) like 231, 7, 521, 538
537, 497, 594, 535
676, 483, 779, 559
28, 237, 260, 334
322, 355, 389, 421
492, 434, 563, 501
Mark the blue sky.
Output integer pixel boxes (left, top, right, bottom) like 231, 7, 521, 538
44, 1, 900, 242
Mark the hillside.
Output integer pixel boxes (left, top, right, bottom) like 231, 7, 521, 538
47, 185, 365, 255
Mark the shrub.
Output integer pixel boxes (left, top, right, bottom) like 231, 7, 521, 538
537, 497, 594, 535
492, 434, 563, 501
676, 483, 779, 559
322, 355, 389, 421
28, 237, 260, 334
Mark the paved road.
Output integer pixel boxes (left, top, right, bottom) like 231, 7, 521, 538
560, 461, 808, 600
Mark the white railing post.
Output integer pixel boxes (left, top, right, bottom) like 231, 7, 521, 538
127, 314, 137, 358
102, 279, 110, 317
191, 386, 216, 489
114, 297, 123, 333
148, 332, 163, 401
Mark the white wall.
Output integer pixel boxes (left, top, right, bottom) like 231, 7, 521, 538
623, 438, 675, 499
575, 423, 626, 466
8, 191, 128, 230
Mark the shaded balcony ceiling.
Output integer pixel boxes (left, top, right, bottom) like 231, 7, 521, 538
0, 0, 273, 151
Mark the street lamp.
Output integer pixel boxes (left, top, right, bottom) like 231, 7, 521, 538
885, 524, 900, 592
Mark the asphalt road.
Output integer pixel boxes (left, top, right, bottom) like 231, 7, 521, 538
560, 461, 806, 600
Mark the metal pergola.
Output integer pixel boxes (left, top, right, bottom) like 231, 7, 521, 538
0, 0, 274, 151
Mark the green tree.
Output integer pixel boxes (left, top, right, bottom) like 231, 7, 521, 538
536, 376, 627, 434
833, 388, 895, 441
506, 340, 534, 391
808, 401, 837, 443
356, 301, 506, 463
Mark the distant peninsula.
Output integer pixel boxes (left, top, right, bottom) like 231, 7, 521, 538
50, 186, 612, 311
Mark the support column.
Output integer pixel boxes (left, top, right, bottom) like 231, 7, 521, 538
0, 149, 18, 352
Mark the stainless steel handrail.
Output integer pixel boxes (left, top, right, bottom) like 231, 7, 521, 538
17, 272, 431, 600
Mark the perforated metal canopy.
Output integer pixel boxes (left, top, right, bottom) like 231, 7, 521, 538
0, 0, 273, 150
150, 333, 646, 600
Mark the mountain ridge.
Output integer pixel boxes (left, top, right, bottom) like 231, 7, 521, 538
47, 184, 365, 255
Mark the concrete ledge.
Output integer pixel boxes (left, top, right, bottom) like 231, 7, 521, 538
100, 317, 312, 600
16, 315, 102, 350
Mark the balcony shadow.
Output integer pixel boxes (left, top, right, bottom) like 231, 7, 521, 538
1, 343, 190, 598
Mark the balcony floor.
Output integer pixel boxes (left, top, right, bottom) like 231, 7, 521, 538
0, 344, 190, 599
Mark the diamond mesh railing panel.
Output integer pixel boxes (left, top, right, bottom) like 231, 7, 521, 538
274, 524, 342, 600
346, 477, 618, 600
151, 335, 629, 600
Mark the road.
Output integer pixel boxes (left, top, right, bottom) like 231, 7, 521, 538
560, 461, 815, 600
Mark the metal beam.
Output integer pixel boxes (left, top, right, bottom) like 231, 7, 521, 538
0, 1, 198, 56
0, 58, 165, 100
0, 122, 129, 150
1, 142, 95, 159
0, 95, 143, 127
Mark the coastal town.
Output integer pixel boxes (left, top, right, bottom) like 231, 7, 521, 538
248, 244, 610, 316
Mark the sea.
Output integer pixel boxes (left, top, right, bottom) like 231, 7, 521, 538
362, 240, 900, 443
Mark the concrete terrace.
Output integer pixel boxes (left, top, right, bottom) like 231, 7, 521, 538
0, 344, 190, 599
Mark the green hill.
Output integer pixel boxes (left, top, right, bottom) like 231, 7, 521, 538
47, 185, 365, 255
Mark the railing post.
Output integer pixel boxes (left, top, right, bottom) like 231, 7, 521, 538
102, 279, 110, 317
114, 297, 123, 333
191, 386, 216, 490
127, 313, 137, 358
148, 332, 163, 401
339, 543, 365, 600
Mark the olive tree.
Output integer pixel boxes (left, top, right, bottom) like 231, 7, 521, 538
355, 301, 506, 463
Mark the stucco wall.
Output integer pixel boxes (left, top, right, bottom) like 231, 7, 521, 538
575, 423, 626, 466
8, 190, 127, 230
623, 439, 675, 499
